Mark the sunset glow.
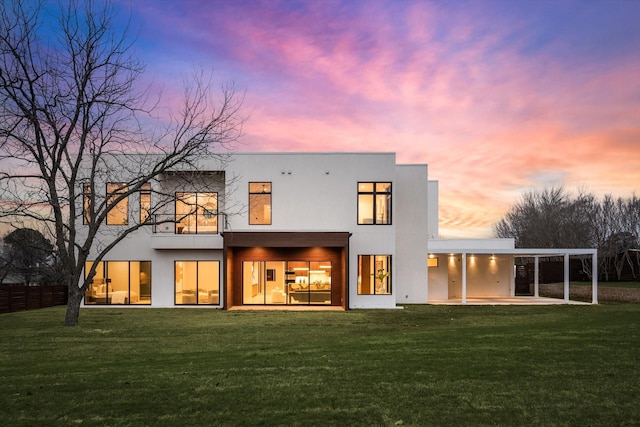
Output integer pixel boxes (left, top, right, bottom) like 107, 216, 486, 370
120, 0, 639, 237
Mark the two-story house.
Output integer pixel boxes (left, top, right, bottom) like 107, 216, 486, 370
81, 152, 432, 309
81, 152, 598, 309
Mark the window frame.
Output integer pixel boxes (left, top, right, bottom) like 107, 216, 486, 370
83, 183, 92, 224
357, 182, 392, 225
175, 192, 218, 234
84, 260, 151, 305
140, 183, 152, 224
174, 260, 221, 305
106, 182, 129, 225
249, 182, 272, 225
357, 255, 392, 295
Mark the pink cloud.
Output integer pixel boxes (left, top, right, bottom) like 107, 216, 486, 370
127, 0, 640, 238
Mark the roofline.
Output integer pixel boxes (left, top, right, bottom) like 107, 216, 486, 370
428, 248, 598, 256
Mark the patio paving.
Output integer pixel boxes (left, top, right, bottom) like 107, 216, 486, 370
428, 296, 591, 305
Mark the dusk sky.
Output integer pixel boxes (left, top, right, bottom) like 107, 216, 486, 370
115, 0, 638, 237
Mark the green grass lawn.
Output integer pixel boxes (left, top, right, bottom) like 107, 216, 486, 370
577, 281, 640, 289
1, 305, 638, 426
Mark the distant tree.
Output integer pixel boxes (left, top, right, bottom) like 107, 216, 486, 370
0, 1, 243, 325
496, 187, 640, 281
494, 186, 594, 248
2, 228, 53, 285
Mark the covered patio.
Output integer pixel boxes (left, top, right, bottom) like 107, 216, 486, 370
427, 241, 598, 305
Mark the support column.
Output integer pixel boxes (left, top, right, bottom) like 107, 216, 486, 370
534, 256, 540, 298
564, 253, 570, 303
592, 252, 598, 304
462, 253, 467, 305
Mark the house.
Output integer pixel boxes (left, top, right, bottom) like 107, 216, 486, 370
80, 152, 598, 309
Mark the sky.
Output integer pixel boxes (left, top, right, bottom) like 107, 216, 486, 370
112, 0, 640, 237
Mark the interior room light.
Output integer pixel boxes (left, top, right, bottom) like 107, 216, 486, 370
319, 265, 332, 269
293, 267, 309, 271
310, 270, 326, 274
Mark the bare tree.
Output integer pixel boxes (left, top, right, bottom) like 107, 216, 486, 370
0, 1, 243, 325
494, 186, 594, 248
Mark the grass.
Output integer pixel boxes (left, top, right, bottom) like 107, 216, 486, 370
0, 305, 639, 426
573, 281, 640, 289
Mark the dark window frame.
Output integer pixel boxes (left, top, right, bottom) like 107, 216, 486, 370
84, 260, 152, 305
357, 182, 392, 225
106, 182, 129, 225
175, 192, 219, 234
174, 260, 221, 305
249, 181, 272, 225
140, 183, 152, 224
357, 254, 392, 295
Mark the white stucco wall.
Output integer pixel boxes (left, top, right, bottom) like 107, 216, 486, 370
394, 165, 429, 304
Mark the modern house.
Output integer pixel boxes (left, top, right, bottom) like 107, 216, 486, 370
80, 152, 598, 309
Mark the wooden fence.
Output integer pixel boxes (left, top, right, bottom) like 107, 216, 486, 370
0, 285, 68, 314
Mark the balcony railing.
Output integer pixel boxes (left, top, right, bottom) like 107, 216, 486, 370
151, 213, 223, 234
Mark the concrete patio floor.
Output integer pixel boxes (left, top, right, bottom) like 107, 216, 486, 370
428, 296, 592, 305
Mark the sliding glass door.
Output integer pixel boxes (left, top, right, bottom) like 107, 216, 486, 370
242, 260, 332, 305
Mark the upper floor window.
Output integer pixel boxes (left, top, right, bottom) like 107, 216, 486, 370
106, 183, 128, 225
140, 183, 151, 223
358, 182, 391, 225
176, 192, 218, 234
83, 183, 92, 224
249, 182, 272, 225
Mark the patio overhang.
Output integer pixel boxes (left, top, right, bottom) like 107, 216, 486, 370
427, 245, 598, 305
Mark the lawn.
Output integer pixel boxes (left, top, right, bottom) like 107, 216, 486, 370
1, 305, 638, 426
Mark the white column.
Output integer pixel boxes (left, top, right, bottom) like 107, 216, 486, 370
592, 252, 598, 304
564, 253, 570, 303
534, 256, 540, 298
462, 253, 467, 305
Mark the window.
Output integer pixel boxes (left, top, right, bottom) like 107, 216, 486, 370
140, 183, 151, 223
249, 182, 271, 225
106, 183, 128, 225
175, 192, 218, 234
84, 261, 151, 305
175, 261, 220, 305
83, 183, 92, 224
358, 182, 391, 225
358, 255, 391, 295
242, 260, 332, 305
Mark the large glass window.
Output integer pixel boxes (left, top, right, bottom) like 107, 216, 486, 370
84, 261, 151, 304
242, 260, 332, 305
106, 183, 129, 225
249, 182, 272, 225
140, 183, 151, 223
358, 182, 391, 225
175, 192, 218, 234
175, 261, 220, 305
358, 255, 391, 295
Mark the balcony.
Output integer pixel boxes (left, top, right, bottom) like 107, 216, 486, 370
150, 214, 224, 250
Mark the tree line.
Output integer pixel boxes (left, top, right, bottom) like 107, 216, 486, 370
495, 186, 640, 281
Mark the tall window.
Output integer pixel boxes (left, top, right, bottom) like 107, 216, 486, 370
106, 183, 128, 225
175, 261, 220, 305
84, 261, 151, 305
83, 183, 92, 224
140, 183, 151, 223
358, 182, 392, 225
249, 182, 271, 225
358, 255, 391, 295
175, 192, 218, 234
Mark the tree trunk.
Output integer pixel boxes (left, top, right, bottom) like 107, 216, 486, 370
64, 285, 84, 326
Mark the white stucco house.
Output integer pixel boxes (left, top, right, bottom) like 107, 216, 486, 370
80, 152, 597, 309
